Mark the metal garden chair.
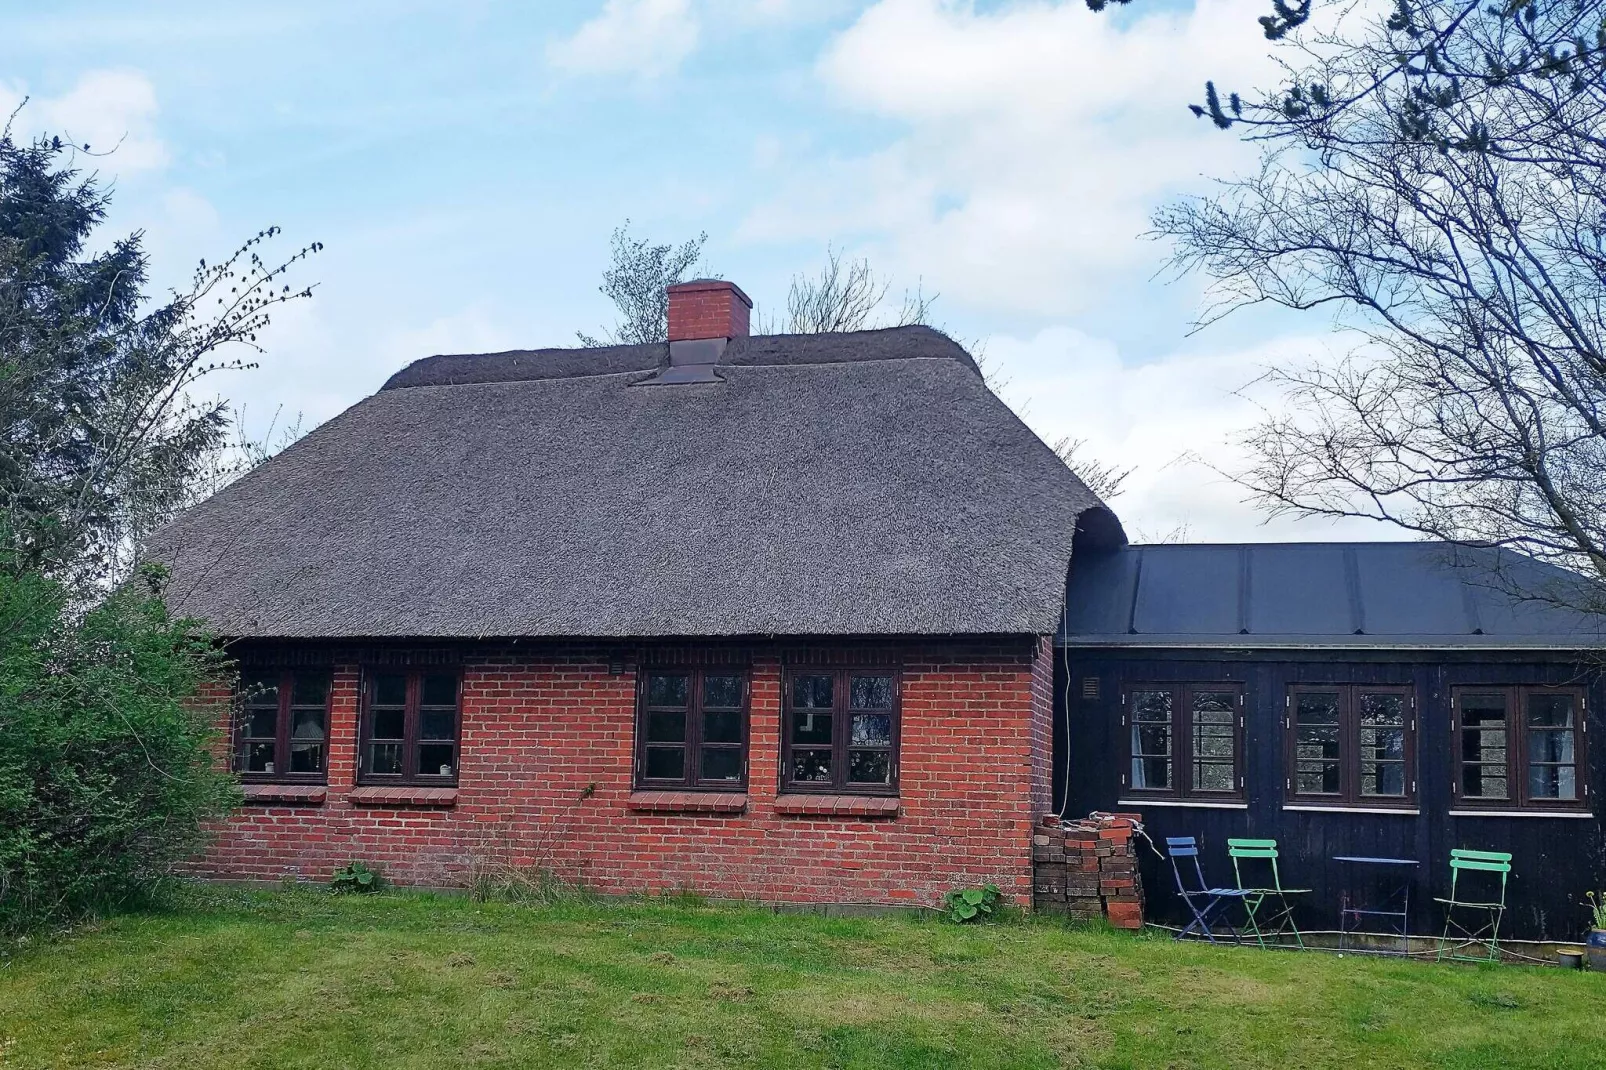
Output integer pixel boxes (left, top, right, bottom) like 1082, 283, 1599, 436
1227, 838, 1309, 949
1165, 836, 1248, 944
1434, 849, 1513, 963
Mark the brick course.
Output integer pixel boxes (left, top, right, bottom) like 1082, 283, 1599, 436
193, 637, 1052, 909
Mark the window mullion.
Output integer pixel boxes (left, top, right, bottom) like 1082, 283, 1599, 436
834, 669, 849, 792
1176, 687, 1191, 799
686, 671, 703, 787
1511, 687, 1526, 807
276, 672, 292, 777
404, 672, 420, 782
1343, 686, 1357, 805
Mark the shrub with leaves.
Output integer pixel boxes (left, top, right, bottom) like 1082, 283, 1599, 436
331, 861, 379, 894
942, 883, 1003, 923
0, 563, 239, 932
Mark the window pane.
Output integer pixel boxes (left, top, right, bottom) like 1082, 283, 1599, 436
1460, 693, 1509, 799
1194, 761, 1235, 792
792, 674, 833, 709
703, 710, 742, 745
1132, 690, 1172, 722
644, 747, 685, 780
1462, 767, 1508, 799
374, 673, 406, 707
1134, 756, 1172, 790
791, 710, 832, 745
369, 742, 402, 775
419, 709, 454, 741
1361, 763, 1405, 796
702, 674, 743, 709
243, 675, 279, 706
291, 707, 325, 741
418, 743, 455, 777
1529, 757, 1577, 801
1296, 692, 1340, 726
791, 749, 832, 783
289, 742, 324, 774
1359, 726, 1404, 760
1527, 693, 1575, 729
421, 674, 457, 707
849, 675, 893, 709
1360, 693, 1404, 728
647, 674, 689, 707
292, 673, 329, 707
245, 707, 277, 738
242, 741, 275, 773
646, 710, 686, 743
1296, 761, 1342, 795
371, 707, 405, 740
1529, 727, 1576, 764
849, 750, 891, 784
700, 747, 742, 782
852, 713, 893, 747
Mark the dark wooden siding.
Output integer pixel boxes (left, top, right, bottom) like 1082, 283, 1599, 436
1057, 648, 1606, 941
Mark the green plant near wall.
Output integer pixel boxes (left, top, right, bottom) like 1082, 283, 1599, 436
331, 862, 379, 894
1585, 891, 1606, 931
942, 884, 1002, 923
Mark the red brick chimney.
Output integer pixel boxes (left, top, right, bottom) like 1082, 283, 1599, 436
667, 279, 752, 342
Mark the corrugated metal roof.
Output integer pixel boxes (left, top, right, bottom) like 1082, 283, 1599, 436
1060, 542, 1606, 650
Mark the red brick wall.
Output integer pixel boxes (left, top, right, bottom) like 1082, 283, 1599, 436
193, 637, 1052, 909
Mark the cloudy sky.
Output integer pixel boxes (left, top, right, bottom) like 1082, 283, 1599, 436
3, 0, 1391, 543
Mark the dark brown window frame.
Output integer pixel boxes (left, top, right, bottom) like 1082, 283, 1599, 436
633, 667, 751, 792
1285, 684, 1417, 808
235, 669, 331, 783
1451, 685, 1589, 811
357, 669, 462, 787
780, 667, 901, 797
1120, 683, 1245, 800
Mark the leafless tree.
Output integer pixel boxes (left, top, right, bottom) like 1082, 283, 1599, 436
578, 222, 707, 346
1052, 435, 1133, 502
1154, 0, 1606, 606
762, 247, 935, 334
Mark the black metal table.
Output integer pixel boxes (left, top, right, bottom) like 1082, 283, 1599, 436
1333, 855, 1419, 953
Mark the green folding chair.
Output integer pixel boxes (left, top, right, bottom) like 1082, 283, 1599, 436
1434, 849, 1512, 963
1227, 838, 1309, 949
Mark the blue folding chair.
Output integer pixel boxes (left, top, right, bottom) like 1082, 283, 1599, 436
1165, 836, 1248, 944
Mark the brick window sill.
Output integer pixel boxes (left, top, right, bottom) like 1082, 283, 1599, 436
345, 786, 459, 808
628, 791, 748, 814
773, 794, 900, 818
241, 784, 327, 805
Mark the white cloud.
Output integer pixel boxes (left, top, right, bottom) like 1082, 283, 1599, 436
990, 325, 1395, 543
547, 0, 701, 79
0, 69, 168, 173
744, 0, 1281, 318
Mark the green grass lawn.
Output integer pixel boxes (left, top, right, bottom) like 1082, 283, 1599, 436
2, 889, 1603, 1069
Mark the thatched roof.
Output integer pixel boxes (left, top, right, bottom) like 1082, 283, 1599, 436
148, 326, 1117, 639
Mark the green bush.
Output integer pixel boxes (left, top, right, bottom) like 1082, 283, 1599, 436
942, 883, 1003, 923
0, 565, 239, 932
331, 861, 380, 894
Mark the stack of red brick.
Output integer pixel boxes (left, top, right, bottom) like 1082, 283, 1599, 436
1031, 812, 1145, 929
